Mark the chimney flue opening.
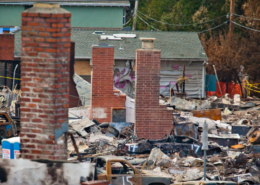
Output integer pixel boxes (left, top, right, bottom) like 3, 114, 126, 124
140, 37, 156, 49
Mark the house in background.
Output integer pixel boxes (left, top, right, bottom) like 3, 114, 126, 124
12, 29, 208, 98
0, 0, 130, 29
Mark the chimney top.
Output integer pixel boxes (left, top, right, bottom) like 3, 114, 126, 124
140, 37, 156, 49
33, 3, 60, 8
3, 28, 10, 34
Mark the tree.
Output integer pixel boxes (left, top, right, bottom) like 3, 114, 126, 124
204, 33, 249, 82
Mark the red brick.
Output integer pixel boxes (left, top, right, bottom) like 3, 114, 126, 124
26, 134, 36, 138
31, 118, 42, 123
40, 23, 50, 27
21, 87, 30, 92
46, 140, 55, 144
46, 48, 58, 53
39, 43, 50, 47
39, 32, 50, 37
31, 129, 42, 133
25, 144, 36, 149
40, 13, 51, 18
64, 13, 71, 18
27, 63, 38, 67
33, 37, 44, 42
27, 82, 36, 87
32, 150, 42, 154
33, 77, 43, 82
46, 28, 59, 32
37, 124, 47, 129
33, 88, 43, 93
21, 26, 32, 31
34, 27, 45, 32
52, 23, 63, 28
28, 103, 37, 108
52, 14, 64, 18
27, 43, 38, 47
52, 33, 63, 37
34, 58, 43, 62
27, 13, 39, 17
64, 33, 71, 37
28, 22, 39, 26
34, 47, 44, 52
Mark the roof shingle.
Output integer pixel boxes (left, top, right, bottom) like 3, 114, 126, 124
14, 29, 207, 60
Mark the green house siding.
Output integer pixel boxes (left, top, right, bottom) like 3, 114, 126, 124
63, 7, 123, 28
0, 5, 124, 28
0, 5, 24, 26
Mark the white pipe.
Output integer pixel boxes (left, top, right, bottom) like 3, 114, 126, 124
12, 64, 18, 91
202, 65, 206, 98
213, 65, 223, 96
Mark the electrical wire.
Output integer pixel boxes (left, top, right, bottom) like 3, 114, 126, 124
232, 13, 260, 21
231, 21, 260, 33
138, 10, 228, 26
198, 21, 228, 33
139, 12, 227, 34
137, 15, 161, 31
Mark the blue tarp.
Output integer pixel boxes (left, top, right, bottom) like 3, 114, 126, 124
206, 74, 217, 92
0, 28, 16, 33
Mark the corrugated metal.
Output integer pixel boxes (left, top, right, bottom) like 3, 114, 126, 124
160, 61, 205, 98
0, 62, 5, 86
6, 62, 13, 89
0, 61, 16, 89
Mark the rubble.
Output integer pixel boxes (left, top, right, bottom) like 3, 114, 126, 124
63, 93, 260, 184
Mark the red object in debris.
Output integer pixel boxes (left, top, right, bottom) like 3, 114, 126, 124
81, 181, 109, 185
207, 82, 241, 98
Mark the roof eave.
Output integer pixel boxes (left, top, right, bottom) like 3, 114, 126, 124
15, 56, 208, 61
74, 56, 208, 61
0, 2, 130, 7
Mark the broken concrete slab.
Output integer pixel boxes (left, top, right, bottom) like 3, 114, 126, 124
89, 133, 114, 143
69, 118, 95, 137
0, 158, 94, 185
171, 97, 196, 110
73, 73, 91, 106
208, 133, 240, 147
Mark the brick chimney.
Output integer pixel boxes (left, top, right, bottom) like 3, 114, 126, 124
91, 43, 126, 123
135, 38, 173, 139
20, 3, 71, 160
0, 30, 14, 60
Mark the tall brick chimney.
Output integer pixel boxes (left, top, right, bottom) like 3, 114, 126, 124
91, 43, 126, 123
0, 32, 14, 61
135, 38, 173, 139
20, 3, 71, 160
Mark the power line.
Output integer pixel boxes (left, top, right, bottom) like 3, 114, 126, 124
137, 15, 161, 31
233, 13, 260, 21
198, 21, 228, 33
138, 10, 228, 26
138, 12, 227, 33
232, 21, 260, 33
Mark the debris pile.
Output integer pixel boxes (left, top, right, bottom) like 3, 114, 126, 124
68, 93, 260, 184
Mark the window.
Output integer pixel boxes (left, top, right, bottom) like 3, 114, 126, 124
123, 9, 126, 25
0, 114, 8, 123
111, 162, 135, 175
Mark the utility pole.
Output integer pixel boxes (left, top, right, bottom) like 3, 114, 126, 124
132, 0, 139, 31
202, 121, 208, 181
229, 0, 235, 37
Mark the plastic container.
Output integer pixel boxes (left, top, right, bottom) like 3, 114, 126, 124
2, 137, 20, 159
